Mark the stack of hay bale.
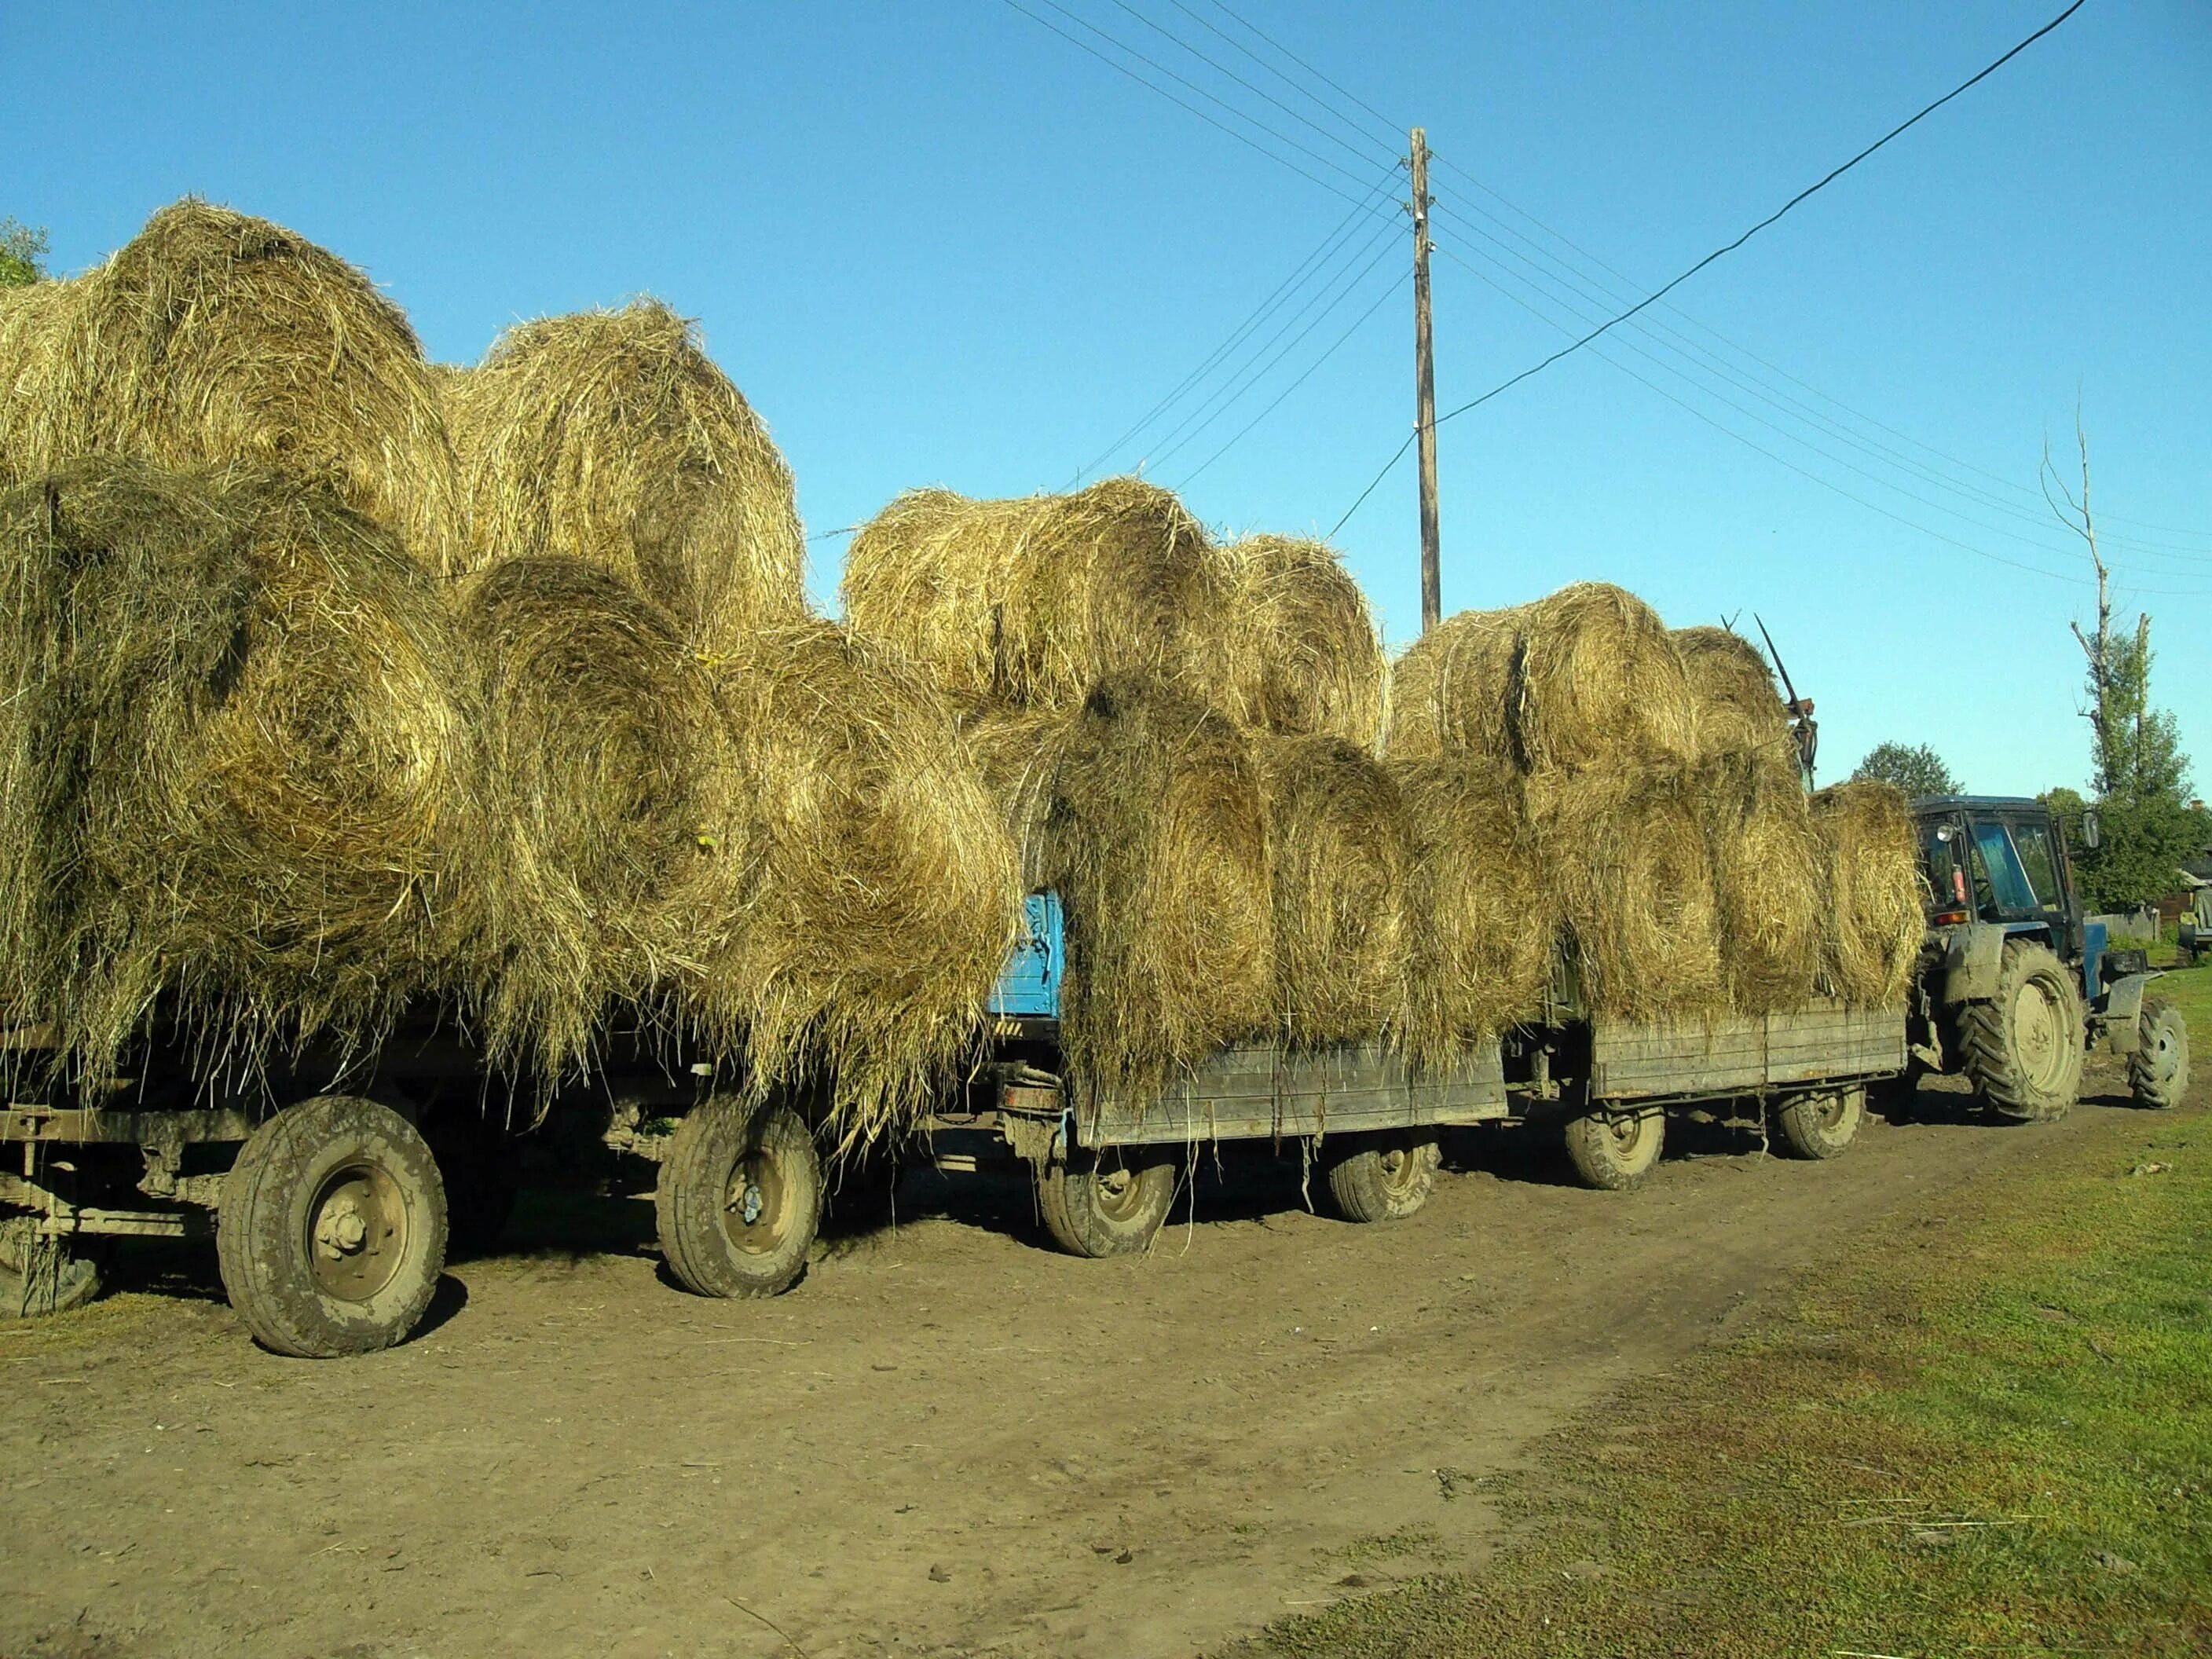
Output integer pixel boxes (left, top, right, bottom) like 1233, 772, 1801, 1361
843, 488, 1397, 1108
0, 199, 1021, 1147
1386, 587, 1922, 1053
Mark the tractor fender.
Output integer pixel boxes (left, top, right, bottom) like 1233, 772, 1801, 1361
2095, 972, 2153, 1057
1940, 922, 2007, 1005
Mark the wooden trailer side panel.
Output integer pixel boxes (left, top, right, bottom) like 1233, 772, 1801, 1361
1589, 999, 1905, 1102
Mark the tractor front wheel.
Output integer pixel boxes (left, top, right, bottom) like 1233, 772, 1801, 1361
2128, 997, 2190, 1111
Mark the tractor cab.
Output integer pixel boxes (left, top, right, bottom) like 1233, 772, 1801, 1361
1914, 796, 2097, 991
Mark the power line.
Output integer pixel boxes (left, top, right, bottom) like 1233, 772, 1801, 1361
1328, 0, 2089, 533
1004, 0, 1382, 201
1192, 0, 1407, 148
1069, 159, 1402, 485
1172, 270, 1408, 488
1160, 0, 1401, 156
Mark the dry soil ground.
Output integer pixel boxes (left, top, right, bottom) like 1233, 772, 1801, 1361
0, 1063, 2185, 1659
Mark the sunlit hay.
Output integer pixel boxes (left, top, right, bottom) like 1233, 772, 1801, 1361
1515, 582, 1698, 774
696, 621, 1024, 1152
1035, 674, 1273, 1109
1528, 767, 1727, 1025
1701, 755, 1823, 1015
1383, 605, 1525, 762
457, 557, 727, 1081
1386, 755, 1555, 1068
0, 200, 463, 570
0, 459, 485, 1081
960, 703, 1079, 887
440, 299, 806, 654
1811, 780, 1925, 1007
1255, 735, 1408, 1049
841, 478, 1231, 711
1675, 624, 1798, 778
1223, 533, 1386, 749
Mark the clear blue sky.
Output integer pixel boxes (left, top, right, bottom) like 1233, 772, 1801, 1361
6, 1, 2207, 796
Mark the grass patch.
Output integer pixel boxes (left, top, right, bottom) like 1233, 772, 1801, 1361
1226, 1101, 2212, 1657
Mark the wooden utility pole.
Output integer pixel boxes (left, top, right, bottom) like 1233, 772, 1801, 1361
1411, 127, 1441, 633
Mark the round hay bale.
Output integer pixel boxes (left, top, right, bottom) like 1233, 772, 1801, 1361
697, 621, 1024, 1149
1035, 674, 1273, 1108
440, 300, 805, 654
841, 478, 1230, 710
1386, 755, 1554, 1067
1517, 583, 1697, 773
1811, 780, 1925, 1007
1224, 534, 1385, 748
0, 458, 485, 1077
1675, 624, 1796, 773
1529, 768, 1726, 1024
0, 200, 463, 570
1702, 757, 1822, 1014
1383, 604, 1525, 761
458, 557, 728, 1078
0, 278, 98, 479
960, 704, 1078, 887
1256, 735, 1408, 1049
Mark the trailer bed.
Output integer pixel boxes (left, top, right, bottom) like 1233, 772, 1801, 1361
1588, 998, 1905, 1103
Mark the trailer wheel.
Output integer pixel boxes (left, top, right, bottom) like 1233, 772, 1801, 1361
216, 1095, 447, 1359
1774, 1086, 1864, 1159
1562, 1109, 1664, 1192
2128, 998, 2189, 1111
1037, 1145, 1177, 1258
1324, 1133, 1441, 1223
0, 1218, 105, 1320
656, 1100, 820, 1298
1957, 939, 2083, 1122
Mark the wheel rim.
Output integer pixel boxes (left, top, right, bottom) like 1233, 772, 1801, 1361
1606, 1115, 1654, 1166
1807, 1093, 1845, 1134
306, 1164, 408, 1304
2012, 975, 2071, 1092
1090, 1158, 1155, 1225
2146, 1021, 2181, 1086
1377, 1144, 1429, 1196
721, 1148, 790, 1258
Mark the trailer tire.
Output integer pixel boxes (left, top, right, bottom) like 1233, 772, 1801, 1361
1037, 1146, 1177, 1258
0, 1218, 105, 1320
656, 1100, 819, 1299
1774, 1086, 1864, 1159
216, 1095, 447, 1359
1324, 1133, 1441, 1222
1562, 1109, 1664, 1192
2128, 997, 2189, 1111
1957, 940, 2084, 1122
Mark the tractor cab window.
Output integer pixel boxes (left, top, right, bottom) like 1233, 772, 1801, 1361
2009, 819, 2062, 910
1923, 822, 1969, 911
1969, 819, 2038, 914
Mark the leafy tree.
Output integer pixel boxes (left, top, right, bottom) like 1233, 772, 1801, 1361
0, 218, 48, 287
1850, 742, 1960, 799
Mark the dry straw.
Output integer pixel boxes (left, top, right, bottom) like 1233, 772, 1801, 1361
1811, 780, 1925, 1006
1389, 755, 1555, 1067
1529, 768, 1727, 1024
1384, 604, 1524, 761
1701, 756, 1822, 1014
1224, 534, 1386, 748
1516, 583, 1698, 774
1031, 675, 1273, 1108
1256, 735, 1409, 1049
0, 458, 485, 1079
698, 620, 1024, 1149
457, 556, 730, 1079
0, 200, 462, 570
1675, 624, 1797, 776
440, 299, 806, 655
842, 478, 1229, 710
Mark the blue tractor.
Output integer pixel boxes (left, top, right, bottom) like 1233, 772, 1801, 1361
1906, 796, 2189, 1117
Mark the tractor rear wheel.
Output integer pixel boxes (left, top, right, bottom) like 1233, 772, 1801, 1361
2128, 997, 2189, 1111
1957, 940, 2084, 1123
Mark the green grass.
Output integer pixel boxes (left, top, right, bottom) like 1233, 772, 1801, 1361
1225, 1100, 2212, 1658
2148, 947, 2210, 1037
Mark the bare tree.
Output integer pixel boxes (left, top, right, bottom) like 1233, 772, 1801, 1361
2044, 412, 2148, 797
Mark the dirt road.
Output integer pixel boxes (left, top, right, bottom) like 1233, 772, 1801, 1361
0, 1069, 2181, 1659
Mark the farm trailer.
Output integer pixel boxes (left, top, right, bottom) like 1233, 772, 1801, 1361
924, 895, 1910, 1257
0, 1020, 825, 1356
